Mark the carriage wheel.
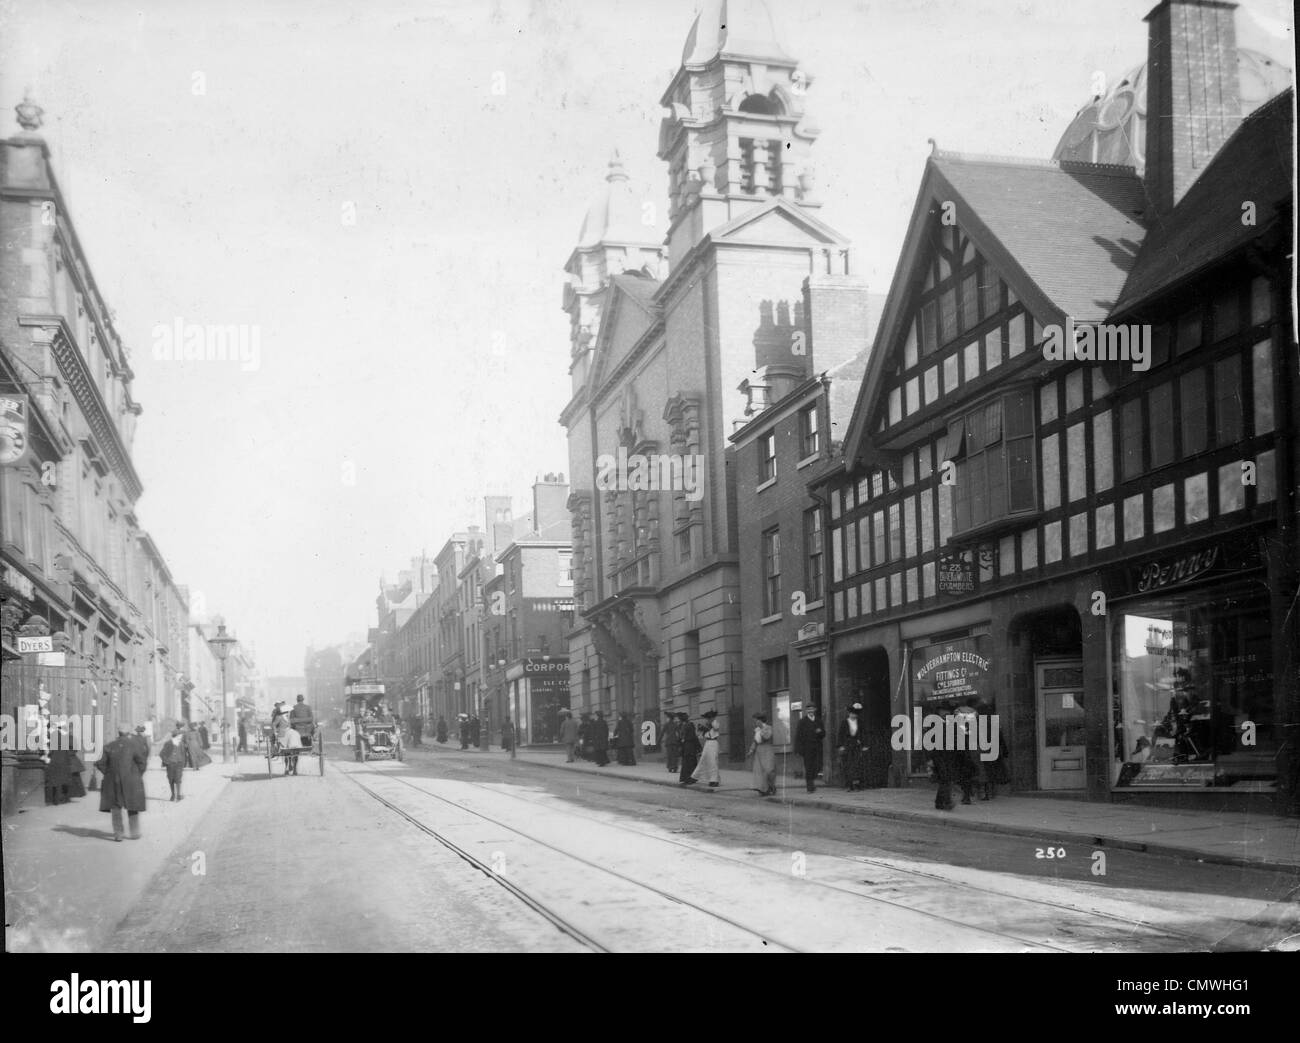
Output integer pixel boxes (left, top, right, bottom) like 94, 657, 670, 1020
266, 746, 273, 779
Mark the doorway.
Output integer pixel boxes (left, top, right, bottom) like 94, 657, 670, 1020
1035, 659, 1086, 790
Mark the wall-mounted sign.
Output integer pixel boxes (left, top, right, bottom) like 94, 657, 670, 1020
911, 637, 990, 707
0, 395, 29, 466
17, 635, 53, 654
345, 682, 385, 696
1127, 537, 1261, 596
937, 552, 975, 595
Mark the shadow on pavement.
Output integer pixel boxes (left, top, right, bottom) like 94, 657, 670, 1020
51, 824, 118, 841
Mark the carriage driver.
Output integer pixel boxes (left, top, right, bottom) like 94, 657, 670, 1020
289, 694, 314, 736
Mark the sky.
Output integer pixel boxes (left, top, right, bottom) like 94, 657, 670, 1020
1, 0, 1292, 675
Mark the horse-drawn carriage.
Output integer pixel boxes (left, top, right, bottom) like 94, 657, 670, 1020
264, 713, 325, 777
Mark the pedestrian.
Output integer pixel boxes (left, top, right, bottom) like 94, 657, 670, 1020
97, 723, 147, 841
132, 724, 151, 765
44, 723, 86, 805
470, 715, 481, 748
436, 715, 449, 744
501, 718, 515, 752
931, 702, 957, 811
793, 702, 826, 793
237, 717, 248, 752
691, 710, 721, 787
662, 713, 682, 774
198, 720, 210, 751
577, 712, 593, 760
412, 715, 424, 747
185, 722, 210, 770
836, 702, 868, 791
613, 711, 636, 766
749, 712, 776, 796
161, 725, 187, 801
678, 713, 702, 785
458, 714, 470, 750
590, 711, 610, 766
954, 699, 980, 805
559, 709, 580, 762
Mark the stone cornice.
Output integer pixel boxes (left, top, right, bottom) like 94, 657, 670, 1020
20, 313, 143, 501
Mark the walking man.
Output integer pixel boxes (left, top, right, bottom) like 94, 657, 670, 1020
678, 713, 701, 785
794, 702, 826, 793
97, 724, 147, 841
559, 709, 580, 762
591, 711, 610, 767
237, 716, 248, 753
613, 711, 636, 766
161, 725, 187, 801
662, 713, 682, 774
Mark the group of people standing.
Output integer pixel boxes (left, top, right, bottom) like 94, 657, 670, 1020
556, 709, 637, 767
660, 709, 721, 787
930, 699, 1007, 810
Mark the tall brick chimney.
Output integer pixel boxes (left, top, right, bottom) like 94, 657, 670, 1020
1144, 0, 1242, 214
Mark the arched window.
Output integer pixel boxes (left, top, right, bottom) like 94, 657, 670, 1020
739, 92, 781, 115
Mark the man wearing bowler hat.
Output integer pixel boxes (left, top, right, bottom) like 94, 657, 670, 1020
97, 724, 148, 841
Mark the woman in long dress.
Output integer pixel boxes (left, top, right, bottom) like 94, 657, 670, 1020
690, 711, 722, 787
749, 713, 776, 796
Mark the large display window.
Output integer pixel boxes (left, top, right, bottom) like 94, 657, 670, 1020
1112, 582, 1275, 790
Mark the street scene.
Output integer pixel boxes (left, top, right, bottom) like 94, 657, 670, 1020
2, 0, 1298, 974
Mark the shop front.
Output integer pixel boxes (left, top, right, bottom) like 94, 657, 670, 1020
506, 656, 570, 746
1109, 536, 1278, 795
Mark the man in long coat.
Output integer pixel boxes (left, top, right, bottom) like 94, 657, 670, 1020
678, 713, 702, 785
590, 711, 610, 766
97, 724, 148, 840
662, 713, 682, 774
559, 710, 581, 762
185, 722, 211, 770
794, 703, 826, 793
613, 711, 636, 765
160, 725, 187, 801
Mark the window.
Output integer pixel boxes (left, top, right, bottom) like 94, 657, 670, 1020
873, 509, 886, 566
804, 510, 824, 603
677, 527, 692, 563
1149, 383, 1174, 468
759, 430, 777, 483
948, 389, 1036, 535
762, 527, 781, 616
799, 404, 820, 459
558, 553, 573, 586
682, 631, 701, 688
1180, 369, 1207, 457
1214, 355, 1242, 445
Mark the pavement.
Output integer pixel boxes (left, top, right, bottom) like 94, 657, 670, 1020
406, 741, 1300, 875
3, 746, 245, 952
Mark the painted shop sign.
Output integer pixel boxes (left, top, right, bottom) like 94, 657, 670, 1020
911, 637, 990, 707
522, 658, 569, 674
1128, 537, 1261, 595
937, 552, 975, 595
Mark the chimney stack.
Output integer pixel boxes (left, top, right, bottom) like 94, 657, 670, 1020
1143, 0, 1242, 214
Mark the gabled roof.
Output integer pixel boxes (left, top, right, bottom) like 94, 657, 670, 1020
844, 151, 1148, 465
708, 194, 849, 247
1113, 89, 1294, 314
587, 271, 663, 394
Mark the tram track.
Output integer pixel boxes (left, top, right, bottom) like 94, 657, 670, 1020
340, 762, 806, 953
342, 760, 1082, 952
381, 759, 1226, 951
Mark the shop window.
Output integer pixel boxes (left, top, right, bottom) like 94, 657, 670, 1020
1113, 588, 1276, 791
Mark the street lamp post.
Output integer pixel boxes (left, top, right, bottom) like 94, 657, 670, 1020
207, 623, 239, 764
